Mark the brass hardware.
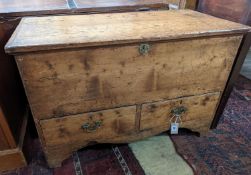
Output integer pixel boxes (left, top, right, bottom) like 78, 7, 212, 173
171, 106, 187, 116
139, 43, 150, 55
81, 120, 103, 132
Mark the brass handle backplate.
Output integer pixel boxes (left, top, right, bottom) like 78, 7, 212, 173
139, 43, 150, 55
81, 120, 103, 133
171, 106, 187, 116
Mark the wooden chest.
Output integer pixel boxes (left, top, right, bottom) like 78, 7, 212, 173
5, 10, 250, 167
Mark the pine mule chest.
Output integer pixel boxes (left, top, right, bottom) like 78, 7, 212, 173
5, 10, 251, 167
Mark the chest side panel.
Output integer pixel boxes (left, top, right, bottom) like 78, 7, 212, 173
16, 35, 242, 120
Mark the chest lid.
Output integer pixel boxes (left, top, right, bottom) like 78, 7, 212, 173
5, 10, 250, 54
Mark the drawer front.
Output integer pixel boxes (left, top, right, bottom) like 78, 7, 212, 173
40, 106, 136, 146
16, 35, 241, 119
140, 92, 220, 132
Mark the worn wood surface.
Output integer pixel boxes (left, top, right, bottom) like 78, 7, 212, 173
212, 32, 251, 128
5, 10, 250, 53
40, 106, 136, 146
42, 126, 175, 167
0, 148, 26, 172
16, 36, 241, 120
0, 110, 27, 172
0, 0, 170, 170
40, 92, 219, 167
0, 0, 171, 167
140, 92, 220, 133
7, 8, 250, 168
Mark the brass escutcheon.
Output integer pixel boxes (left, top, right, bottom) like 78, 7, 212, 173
171, 106, 187, 116
81, 120, 103, 133
139, 43, 150, 55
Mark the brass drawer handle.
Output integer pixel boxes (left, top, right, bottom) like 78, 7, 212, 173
171, 106, 187, 116
81, 120, 103, 132
139, 43, 150, 55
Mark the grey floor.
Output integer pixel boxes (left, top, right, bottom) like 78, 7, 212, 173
240, 49, 251, 80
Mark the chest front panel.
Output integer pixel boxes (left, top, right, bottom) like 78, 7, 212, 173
16, 35, 242, 120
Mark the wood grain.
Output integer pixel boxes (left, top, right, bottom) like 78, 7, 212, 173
41, 92, 219, 167
16, 36, 242, 120
6, 7, 250, 168
0, 148, 26, 172
140, 92, 220, 133
0, 110, 27, 172
42, 126, 176, 167
40, 106, 136, 146
5, 10, 250, 53
0, 0, 168, 170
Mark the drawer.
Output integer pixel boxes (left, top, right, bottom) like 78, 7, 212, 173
140, 92, 220, 133
40, 105, 136, 146
16, 35, 241, 119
